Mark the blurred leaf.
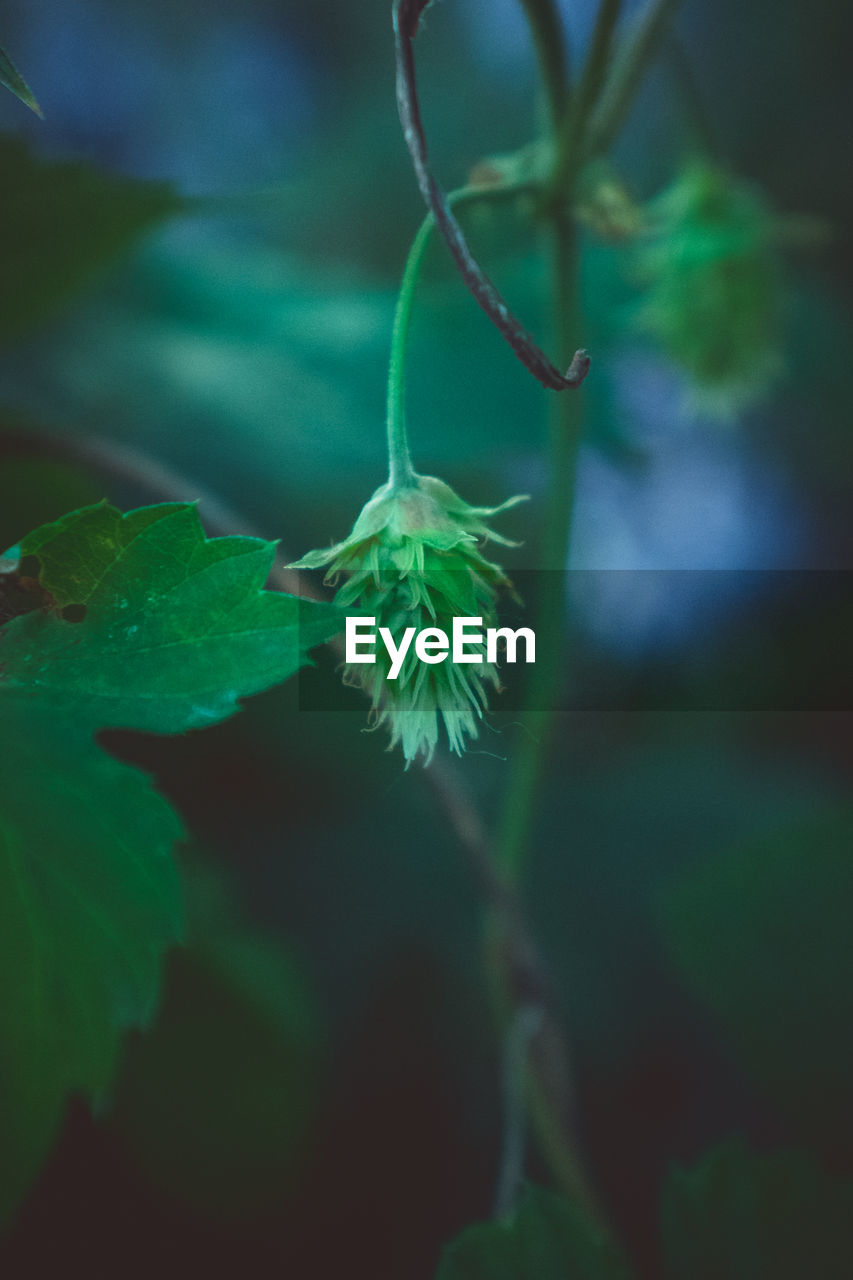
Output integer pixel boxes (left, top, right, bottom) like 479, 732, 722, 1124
0, 501, 341, 1220
662, 1140, 853, 1279
111, 865, 323, 1216
436, 1186, 632, 1279
0, 45, 41, 117
0, 704, 183, 1223
657, 807, 853, 1152
0, 136, 180, 340
0, 226, 628, 532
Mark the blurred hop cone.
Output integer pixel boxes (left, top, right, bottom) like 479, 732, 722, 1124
633, 160, 783, 416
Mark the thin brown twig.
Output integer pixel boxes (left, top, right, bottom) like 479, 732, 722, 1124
426, 757, 600, 1218
392, 0, 590, 392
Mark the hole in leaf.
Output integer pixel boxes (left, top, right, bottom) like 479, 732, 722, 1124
61, 603, 87, 623
18, 554, 40, 579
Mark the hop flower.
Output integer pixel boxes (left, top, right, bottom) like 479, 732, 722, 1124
291, 474, 526, 765
633, 161, 782, 415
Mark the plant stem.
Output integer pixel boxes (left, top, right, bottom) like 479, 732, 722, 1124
499, 0, 623, 882
479, 0, 623, 1216
516, 0, 571, 130
386, 222, 424, 491
493, 1003, 545, 1218
427, 758, 600, 1218
497, 217, 583, 881
486, 0, 634, 1213
385, 178, 539, 491
548, 0, 625, 201
587, 0, 684, 157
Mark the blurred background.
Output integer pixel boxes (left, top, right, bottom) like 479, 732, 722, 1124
1, 0, 852, 1275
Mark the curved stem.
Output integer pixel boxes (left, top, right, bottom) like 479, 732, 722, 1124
386, 217, 424, 490
386, 178, 540, 491
393, 0, 589, 392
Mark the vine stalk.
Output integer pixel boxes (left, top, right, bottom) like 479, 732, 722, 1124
487, 0, 621, 1217
587, 0, 685, 156
386, 179, 539, 493
516, 0, 571, 130
496, 218, 584, 881
388, 0, 685, 1220
548, 0, 625, 203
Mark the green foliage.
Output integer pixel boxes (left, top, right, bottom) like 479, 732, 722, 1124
0, 136, 179, 340
111, 866, 323, 1216
1, 501, 340, 732
0, 703, 183, 1223
657, 807, 853, 1150
661, 1140, 853, 1279
0, 230, 623, 512
0, 501, 342, 1221
435, 1186, 632, 1279
632, 161, 781, 413
0, 45, 41, 117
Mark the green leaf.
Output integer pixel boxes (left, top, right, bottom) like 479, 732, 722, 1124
436, 1186, 633, 1280
111, 865, 323, 1216
662, 1140, 853, 1280
0, 45, 41, 117
0, 136, 180, 340
1, 501, 342, 732
657, 807, 853, 1151
0, 703, 183, 1221
0, 502, 342, 1221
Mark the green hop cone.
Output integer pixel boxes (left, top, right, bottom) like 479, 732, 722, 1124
291, 474, 527, 766
634, 161, 782, 415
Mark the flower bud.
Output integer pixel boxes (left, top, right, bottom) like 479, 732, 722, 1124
291, 474, 526, 765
